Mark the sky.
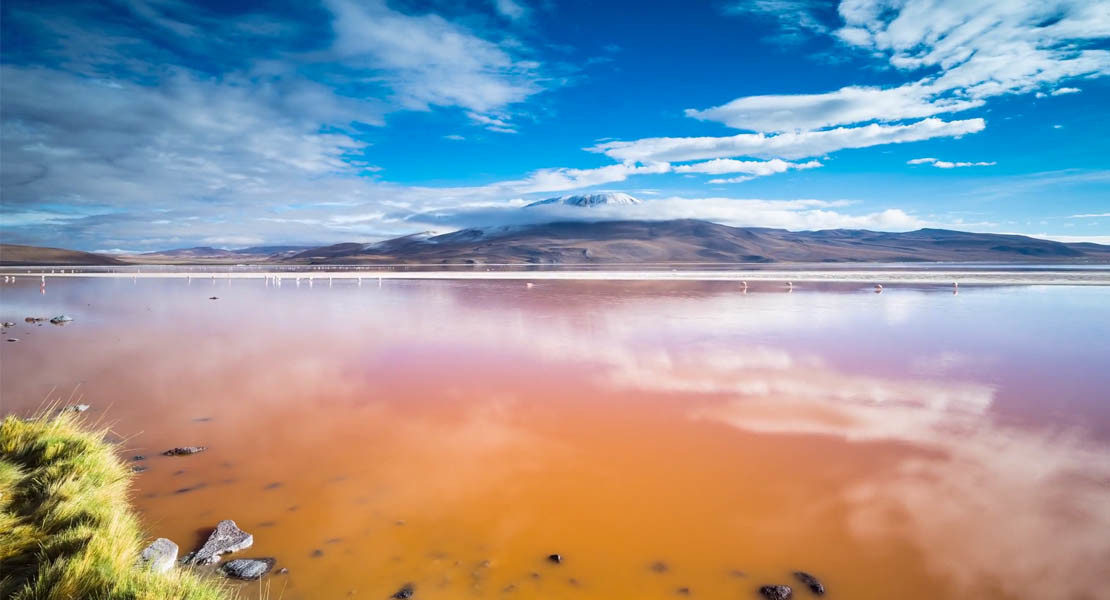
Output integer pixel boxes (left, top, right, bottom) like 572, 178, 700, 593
1, 0, 1109, 252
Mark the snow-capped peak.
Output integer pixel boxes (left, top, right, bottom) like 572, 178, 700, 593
524, 192, 642, 208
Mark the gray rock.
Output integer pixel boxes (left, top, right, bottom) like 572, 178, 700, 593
139, 538, 178, 573
2, 321, 15, 327
163, 446, 207, 456
6, 338, 18, 342
185, 519, 253, 565
391, 584, 414, 599
50, 314, 73, 324
759, 585, 792, 600
222, 558, 276, 580
68, 404, 90, 413
792, 572, 824, 595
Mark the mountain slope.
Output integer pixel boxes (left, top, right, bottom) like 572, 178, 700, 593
0, 244, 125, 266
283, 220, 1110, 264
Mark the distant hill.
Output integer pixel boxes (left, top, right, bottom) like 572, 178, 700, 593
0, 244, 125, 266
284, 220, 1110, 264
4, 222, 1109, 266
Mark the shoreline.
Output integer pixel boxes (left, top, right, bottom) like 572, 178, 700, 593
3, 269, 1110, 285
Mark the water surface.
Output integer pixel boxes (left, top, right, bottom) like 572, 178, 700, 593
2, 278, 1108, 600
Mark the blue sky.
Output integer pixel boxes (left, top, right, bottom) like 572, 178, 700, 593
1, 0, 1108, 251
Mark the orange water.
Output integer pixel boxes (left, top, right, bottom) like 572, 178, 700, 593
2, 278, 1109, 600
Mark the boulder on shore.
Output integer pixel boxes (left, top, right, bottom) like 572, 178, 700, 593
185, 520, 253, 565
163, 446, 207, 456
759, 585, 793, 600
139, 538, 179, 573
793, 571, 825, 595
222, 558, 276, 580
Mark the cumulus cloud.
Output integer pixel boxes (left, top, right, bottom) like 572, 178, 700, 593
404, 195, 926, 232
673, 158, 822, 175
324, 0, 546, 123
687, 85, 983, 132
908, 157, 996, 168
693, 1, 1110, 132
591, 118, 985, 163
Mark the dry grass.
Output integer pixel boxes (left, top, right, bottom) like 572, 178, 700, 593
0, 411, 232, 600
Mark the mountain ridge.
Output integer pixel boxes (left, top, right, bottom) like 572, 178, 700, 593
3, 220, 1109, 265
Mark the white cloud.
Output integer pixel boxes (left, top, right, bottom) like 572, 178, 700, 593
693, 1, 1110, 132
406, 195, 927, 232
492, 0, 529, 21
444, 134, 466, 141
1067, 213, 1110, 218
324, 0, 544, 122
907, 157, 996, 168
673, 158, 822, 175
591, 118, 985, 163
708, 176, 755, 184
687, 85, 983, 132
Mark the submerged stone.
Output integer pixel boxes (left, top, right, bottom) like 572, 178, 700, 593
50, 315, 73, 324
759, 585, 793, 600
547, 553, 562, 564
163, 446, 207, 456
139, 538, 178, 573
185, 519, 253, 565
68, 404, 90, 413
792, 572, 825, 595
391, 583, 415, 599
222, 558, 276, 580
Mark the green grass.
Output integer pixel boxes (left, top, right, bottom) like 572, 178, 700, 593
0, 411, 233, 600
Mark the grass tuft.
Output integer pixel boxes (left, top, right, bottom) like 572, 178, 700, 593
0, 411, 232, 600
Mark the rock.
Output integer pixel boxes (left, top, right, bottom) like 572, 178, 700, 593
25, 317, 46, 323
185, 519, 253, 565
792, 572, 825, 595
163, 446, 207, 456
2, 321, 15, 327
650, 561, 669, 573
50, 315, 73, 324
6, 338, 18, 342
209, 296, 219, 300
676, 587, 690, 595
132, 465, 148, 473
277, 567, 289, 574
391, 583, 414, 599
310, 549, 324, 558
139, 538, 179, 573
547, 554, 562, 564
132, 455, 146, 461
222, 558, 276, 580
68, 404, 90, 413
759, 585, 793, 600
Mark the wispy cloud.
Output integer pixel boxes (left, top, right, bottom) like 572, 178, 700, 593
591, 118, 985, 163
908, 157, 996, 168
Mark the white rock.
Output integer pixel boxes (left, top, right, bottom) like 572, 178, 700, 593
140, 538, 179, 573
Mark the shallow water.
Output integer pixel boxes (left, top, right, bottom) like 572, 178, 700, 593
2, 278, 1109, 600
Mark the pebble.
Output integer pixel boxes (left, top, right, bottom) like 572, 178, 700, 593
547, 553, 562, 564
792, 572, 825, 596
759, 585, 793, 600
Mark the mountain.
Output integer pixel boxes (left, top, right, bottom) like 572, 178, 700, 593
525, 192, 643, 208
4, 221, 1109, 266
0, 244, 125, 266
132, 245, 315, 262
280, 220, 1110, 265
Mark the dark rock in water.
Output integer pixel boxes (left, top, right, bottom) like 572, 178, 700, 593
6, 338, 18, 342
174, 483, 206, 494
222, 558, 276, 580
759, 585, 793, 600
792, 572, 825, 595
547, 553, 562, 564
277, 567, 289, 574
193, 417, 213, 422
264, 482, 282, 490
2, 321, 15, 327
185, 519, 253, 565
391, 583, 414, 599
132, 455, 146, 461
209, 296, 219, 300
163, 446, 207, 456
650, 561, 669, 573
676, 587, 691, 595
310, 549, 324, 558
50, 314, 74, 324
139, 538, 178, 573
132, 465, 149, 473
25, 317, 47, 323
67, 404, 90, 413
